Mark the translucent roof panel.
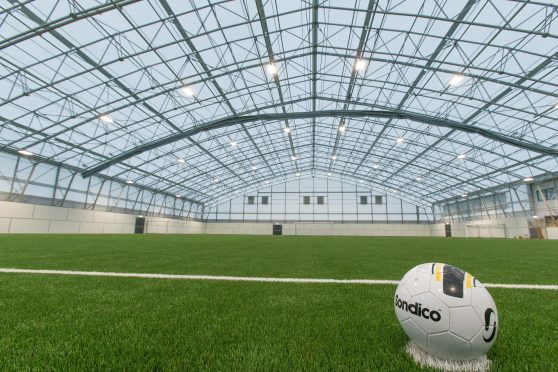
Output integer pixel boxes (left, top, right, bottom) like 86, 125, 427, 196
1, 0, 557, 205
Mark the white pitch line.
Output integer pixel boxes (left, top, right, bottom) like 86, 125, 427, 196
0, 268, 556, 290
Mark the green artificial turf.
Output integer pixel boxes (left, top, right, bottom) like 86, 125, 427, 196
0, 234, 557, 370
0, 234, 557, 283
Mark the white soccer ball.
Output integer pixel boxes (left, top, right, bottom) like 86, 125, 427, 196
394, 263, 498, 360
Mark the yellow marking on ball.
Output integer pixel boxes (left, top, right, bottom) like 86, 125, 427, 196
435, 263, 442, 281
466, 273, 473, 288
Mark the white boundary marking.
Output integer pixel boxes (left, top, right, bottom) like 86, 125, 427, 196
0, 268, 556, 290
406, 341, 490, 372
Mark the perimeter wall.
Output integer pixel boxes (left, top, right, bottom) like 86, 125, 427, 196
0, 201, 553, 238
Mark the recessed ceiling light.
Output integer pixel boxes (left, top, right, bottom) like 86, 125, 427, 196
396, 137, 404, 144
457, 154, 466, 159
230, 141, 237, 147
180, 86, 194, 97
17, 149, 33, 156
448, 73, 465, 86
354, 59, 367, 71
177, 158, 186, 164
126, 180, 134, 185
523, 177, 534, 182
338, 125, 346, 133
99, 114, 114, 123
284, 127, 291, 134
266, 63, 277, 75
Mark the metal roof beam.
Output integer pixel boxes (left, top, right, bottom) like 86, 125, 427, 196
81, 109, 558, 178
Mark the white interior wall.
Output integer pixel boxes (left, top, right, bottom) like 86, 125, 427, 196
205, 222, 446, 237
2, 201, 552, 238
450, 216, 529, 238
0, 201, 202, 234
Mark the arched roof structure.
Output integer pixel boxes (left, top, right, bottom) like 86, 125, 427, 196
1, 0, 557, 206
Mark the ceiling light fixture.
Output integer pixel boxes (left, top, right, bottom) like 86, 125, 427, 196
284, 127, 291, 134
416, 177, 422, 181
126, 180, 134, 185
448, 73, 464, 86
331, 155, 337, 160
266, 63, 277, 75
230, 141, 237, 147
354, 59, 367, 71
291, 155, 297, 160
338, 125, 346, 133
177, 158, 186, 164
175, 194, 181, 198
396, 137, 404, 144
523, 177, 534, 182
17, 149, 33, 156
99, 114, 114, 123
180, 86, 194, 97
457, 154, 466, 159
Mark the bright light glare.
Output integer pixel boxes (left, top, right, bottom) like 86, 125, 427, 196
338, 125, 346, 133
457, 154, 466, 159
396, 137, 404, 144
448, 73, 464, 86
177, 158, 186, 164
175, 194, 181, 198
284, 127, 291, 134
291, 155, 297, 160
331, 155, 337, 160
416, 177, 422, 181
266, 63, 277, 74
126, 180, 134, 184
354, 59, 367, 71
251, 166, 257, 170
523, 177, 534, 182
180, 86, 195, 97
99, 114, 113, 123
230, 141, 237, 147
17, 149, 33, 156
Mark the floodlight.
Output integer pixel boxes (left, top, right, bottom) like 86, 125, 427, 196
99, 114, 114, 123
17, 149, 33, 156
180, 86, 195, 97
266, 63, 277, 74
448, 73, 464, 86
354, 59, 367, 71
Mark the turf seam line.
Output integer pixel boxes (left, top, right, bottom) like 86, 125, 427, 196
0, 268, 556, 290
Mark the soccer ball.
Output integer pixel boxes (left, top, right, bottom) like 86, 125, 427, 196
394, 263, 498, 360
